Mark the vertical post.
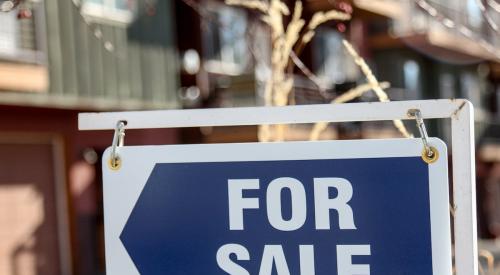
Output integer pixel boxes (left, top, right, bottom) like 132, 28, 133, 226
451, 100, 478, 275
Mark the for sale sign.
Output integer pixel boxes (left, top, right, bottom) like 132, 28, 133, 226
102, 138, 452, 275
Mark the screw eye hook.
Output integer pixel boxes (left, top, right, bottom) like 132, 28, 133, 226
408, 109, 438, 163
109, 121, 126, 170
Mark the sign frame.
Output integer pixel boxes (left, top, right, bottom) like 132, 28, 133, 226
102, 138, 451, 274
79, 99, 477, 275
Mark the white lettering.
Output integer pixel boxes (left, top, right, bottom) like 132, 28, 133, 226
299, 245, 315, 274
216, 244, 250, 275
228, 179, 260, 230
267, 177, 307, 231
337, 245, 371, 275
259, 245, 290, 275
314, 178, 356, 230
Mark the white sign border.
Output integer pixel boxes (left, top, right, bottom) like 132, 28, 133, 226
102, 138, 451, 275
81, 99, 477, 275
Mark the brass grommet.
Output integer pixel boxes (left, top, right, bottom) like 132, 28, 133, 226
108, 156, 122, 171
422, 146, 439, 164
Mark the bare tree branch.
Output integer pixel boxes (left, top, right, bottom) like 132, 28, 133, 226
309, 82, 391, 140
343, 39, 411, 138
302, 10, 351, 45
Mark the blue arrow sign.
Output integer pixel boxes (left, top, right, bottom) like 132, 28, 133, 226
120, 157, 436, 275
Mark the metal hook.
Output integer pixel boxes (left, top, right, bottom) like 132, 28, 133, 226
407, 109, 438, 163
109, 120, 126, 170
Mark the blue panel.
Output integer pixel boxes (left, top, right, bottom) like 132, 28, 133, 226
120, 157, 432, 275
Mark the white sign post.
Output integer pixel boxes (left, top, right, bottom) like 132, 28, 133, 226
79, 99, 477, 275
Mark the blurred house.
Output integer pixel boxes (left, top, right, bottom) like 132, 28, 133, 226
0, 1, 179, 274
331, 0, 500, 242
0, 0, 499, 274
347, 3, 500, 266
178, 0, 500, 268
177, 0, 500, 145
180, 0, 500, 271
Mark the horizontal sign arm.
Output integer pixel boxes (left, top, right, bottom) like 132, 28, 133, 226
79, 99, 468, 130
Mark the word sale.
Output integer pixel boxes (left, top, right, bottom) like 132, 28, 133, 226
216, 177, 371, 275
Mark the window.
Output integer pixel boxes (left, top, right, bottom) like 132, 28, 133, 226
461, 71, 482, 108
403, 60, 422, 100
0, 11, 18, 55
81, 0, 138, 25
466, 0, 483, 29
202, 2, 249, 75
0, 4, 45, 64
496, 86, 500, 118
439, 73, 455, 99
313, 29, 358, 88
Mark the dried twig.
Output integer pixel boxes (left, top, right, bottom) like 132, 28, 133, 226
228, 0, 305, 141
289, 51, 329, 97
225, 0, 269, 13
309, 82, 391, 140
228, 0, 353, 141
227, 0, 411, 141
487, 0, 500, 13
475, 0, 499, 33
479, 249, 495, 274
302, 10, 351, 44
342, 39, 411, 138
290, 8, 350, 69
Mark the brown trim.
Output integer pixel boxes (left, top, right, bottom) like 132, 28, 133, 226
0, 63, 48, 93
0, 92, 178, 111
353, 0, 405, 18
0, 132, 73, 275
368, 34, 406, 50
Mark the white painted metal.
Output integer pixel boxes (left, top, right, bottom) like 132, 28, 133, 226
79, 98, 477, 275
102, 138, 452, 275
79, 99, 464, 130
451, 101, 478, 275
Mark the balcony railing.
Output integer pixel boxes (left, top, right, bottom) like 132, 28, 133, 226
391, 0, 500, 61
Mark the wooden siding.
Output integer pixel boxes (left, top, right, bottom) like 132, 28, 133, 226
44, 0, 179, 110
